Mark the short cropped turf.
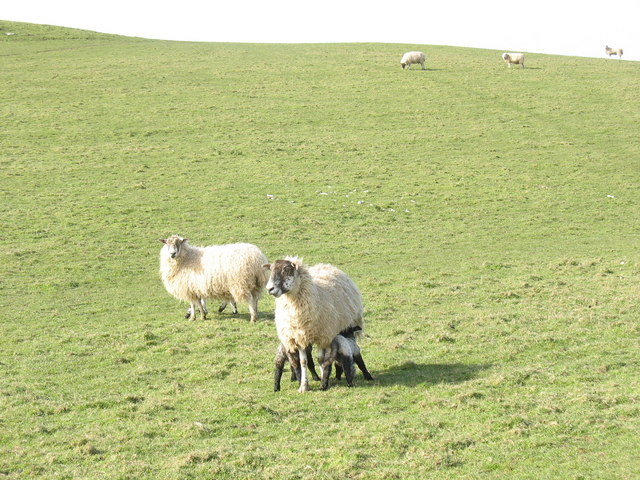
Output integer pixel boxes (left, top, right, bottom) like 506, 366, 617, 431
1, 20, 638, 479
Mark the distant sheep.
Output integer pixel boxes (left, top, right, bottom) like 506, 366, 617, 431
502, 52, 525, 68
159, 235, 268, 322
605, 46, 623, 58
400, 51, 426, 70
264, 257, 364, 392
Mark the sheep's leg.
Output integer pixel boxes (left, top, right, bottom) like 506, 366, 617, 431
342, 356, 355, 387
321, 363, 333, 390
185, 303, 197, 321
320, 354, 333, 391
288, 349, 300, 382
421, 62, 425, 70
354, 353, 374, 380
288, 347, 318, 382
305, 345, 321, 381
288, 350, 302, 384
247, 294, 258, 323
289, 347, 299, 382
297, 348, 309, 392
198, 298, 208, 320
219, 301, 238, 314
335, 362, 344, 380
318, 346, 336, 391
274, 344, 287, 392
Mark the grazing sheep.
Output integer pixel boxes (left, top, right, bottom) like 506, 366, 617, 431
502, 52, 525, 68
264, 257, 364, 392
605, 46, 623, 58
400, 51, 426, 70
159, 235, 268, 322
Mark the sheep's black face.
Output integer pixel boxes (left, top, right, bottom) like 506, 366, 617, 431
265, 260, 297, 297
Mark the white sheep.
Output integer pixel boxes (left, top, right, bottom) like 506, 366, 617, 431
605, 46, 623, 58
502, 52, 525, 68
159, 235, 268, 322
264, 257, 364, 392
400, 51, 426, 70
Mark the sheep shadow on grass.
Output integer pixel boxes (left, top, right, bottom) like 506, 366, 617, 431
365, 362, 491, 388
210, 311, 274, 323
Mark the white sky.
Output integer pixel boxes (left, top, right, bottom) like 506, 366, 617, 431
3, 1, 639, 61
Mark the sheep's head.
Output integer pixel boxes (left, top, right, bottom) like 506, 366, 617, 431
159, 235, 187, 259
263, 258, 301, 297
400, 62, 406, 69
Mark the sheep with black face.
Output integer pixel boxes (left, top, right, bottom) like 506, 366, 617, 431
264, 257, 364, 392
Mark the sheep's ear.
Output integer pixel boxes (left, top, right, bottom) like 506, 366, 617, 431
159, 238, 167, 244
262, 263, 271, 270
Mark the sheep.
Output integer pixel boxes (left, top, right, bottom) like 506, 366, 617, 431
502, 52, 525, 68
264, 257, 364, 392
273, 326, 372, 391
325, 326, 374, 388
605, 46, 623, 58
400, 51, 426, 70
159, 235, 268, 322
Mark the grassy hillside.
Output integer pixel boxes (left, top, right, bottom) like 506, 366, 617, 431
1, 20, 638, 479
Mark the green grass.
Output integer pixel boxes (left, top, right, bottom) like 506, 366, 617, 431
1, 20, 639, 479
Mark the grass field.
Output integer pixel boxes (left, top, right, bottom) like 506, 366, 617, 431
1, 20, 639, 479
